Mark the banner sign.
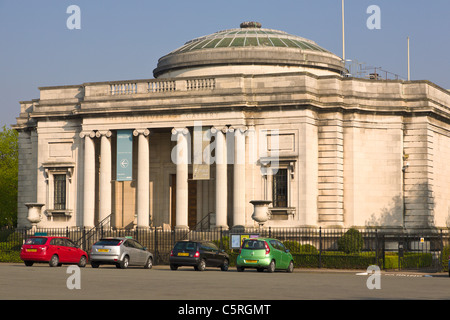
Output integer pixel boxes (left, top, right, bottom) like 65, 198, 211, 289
116, 130, 133, 181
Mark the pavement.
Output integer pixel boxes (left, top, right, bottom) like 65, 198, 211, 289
293, 267, 448, 277
149, 264, 448, 277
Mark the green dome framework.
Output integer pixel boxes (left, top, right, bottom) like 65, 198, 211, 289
154, 22, 345, 78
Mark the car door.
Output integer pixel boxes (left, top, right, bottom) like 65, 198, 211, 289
199, 243, 213, 266
269, 240, 282, 269
132, 240, 149, 265
276, 240, 289, 269
63, 238, 81, 263
124, 240, 141, 265
207, 242, 222, 267
53, 238, 70, 262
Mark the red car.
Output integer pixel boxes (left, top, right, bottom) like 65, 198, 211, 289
20, 236, 88, 267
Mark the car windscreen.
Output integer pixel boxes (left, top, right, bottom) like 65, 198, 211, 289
94, 239, 122, 246
242, 240, 265, 250
173, 242, 197, 251
25, 237, 47, 245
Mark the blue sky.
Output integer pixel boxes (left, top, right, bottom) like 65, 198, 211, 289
0, 0, 449, 128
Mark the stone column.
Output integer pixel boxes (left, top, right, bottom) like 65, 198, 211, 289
212, 127, 228, 229
232, 126, 247, 228
98, 131, 112, 225
134, 129, 150, 228
81, 131, 96, 228
172, 128, 189, 230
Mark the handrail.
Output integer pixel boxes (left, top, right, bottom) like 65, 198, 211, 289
76, 214, 112, 250
182, 212, 214, 240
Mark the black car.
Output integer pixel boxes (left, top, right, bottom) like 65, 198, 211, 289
169, 240, 229, 271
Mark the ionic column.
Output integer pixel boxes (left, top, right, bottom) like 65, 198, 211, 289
212, 127, 228, 229
98, 131, 112, 225
133, 129, 150, 228
172, 128, 189, 230
80, 131, 96, 228
232, 126, 247, 228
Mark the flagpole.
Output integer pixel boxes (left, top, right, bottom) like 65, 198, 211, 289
407, 37, 410, 81
342, 0, 345, 61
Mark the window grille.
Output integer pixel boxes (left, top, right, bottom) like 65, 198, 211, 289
53, 174, 66, 210
272, 169, 288, 207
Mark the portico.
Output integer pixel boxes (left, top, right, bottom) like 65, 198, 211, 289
76, 123, 252, 230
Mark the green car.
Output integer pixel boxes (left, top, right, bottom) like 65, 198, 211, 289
236, 238, 294, 273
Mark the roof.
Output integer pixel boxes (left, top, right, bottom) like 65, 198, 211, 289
168, 23, 331, 55
154, 22, 345, 78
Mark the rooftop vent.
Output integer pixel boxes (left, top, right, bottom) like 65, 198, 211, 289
240, 21, 262, 28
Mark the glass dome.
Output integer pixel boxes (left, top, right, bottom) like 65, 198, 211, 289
154, 22, 345, 78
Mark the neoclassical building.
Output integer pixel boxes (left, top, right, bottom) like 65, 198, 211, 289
14, 22, 450, 232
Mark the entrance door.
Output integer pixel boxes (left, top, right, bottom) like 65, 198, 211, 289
171, 174, 197, 229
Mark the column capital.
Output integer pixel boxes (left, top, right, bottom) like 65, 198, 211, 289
98, 130, 112, 138
171, 127, 189, 135
210, 126, 229, 134
79, 130, 96, 139
133, 129, 151, 137
229, 125, 248, 133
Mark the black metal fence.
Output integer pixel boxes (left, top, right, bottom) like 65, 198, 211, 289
1, 226, 449, 272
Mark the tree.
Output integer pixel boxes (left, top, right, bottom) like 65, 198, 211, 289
0, 125, 18, 227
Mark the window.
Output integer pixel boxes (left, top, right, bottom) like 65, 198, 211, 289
53, 174, 67, 210
43, 163, 73, 217
272, 169, 288, 208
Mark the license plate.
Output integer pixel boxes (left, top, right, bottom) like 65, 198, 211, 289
98, 249, 109, 252
178, 252, 189, 256
26, 249, 37, 252
245, 260, 257, 263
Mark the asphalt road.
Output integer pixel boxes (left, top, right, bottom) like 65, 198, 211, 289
1, 263, 449, 301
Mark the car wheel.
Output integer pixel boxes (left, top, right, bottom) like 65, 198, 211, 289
170, 264, 178, 270
78, 256, 87, 268
196, 259, 206, 271
91, 261, 100, 268
49, 254, 59, 267
24, 261, 34, 267
287, 261, 294, 273
237, 266, 245, 272
267, 260, 276, 273
220, 259, 229, 271
144, 257, 153, 269
119, 256, 129, 269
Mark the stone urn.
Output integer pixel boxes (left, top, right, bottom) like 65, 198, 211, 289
25, 203, 45, 231
250, 200, 272, 226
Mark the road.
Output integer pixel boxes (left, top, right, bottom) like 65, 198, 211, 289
0, 263, 449, 301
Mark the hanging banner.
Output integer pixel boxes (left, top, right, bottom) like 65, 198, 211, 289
116, 130, 133, 181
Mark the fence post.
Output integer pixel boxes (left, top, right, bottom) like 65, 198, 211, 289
319, 227, 322, 269
154, 228, 158, 265
375, 229, 379, 267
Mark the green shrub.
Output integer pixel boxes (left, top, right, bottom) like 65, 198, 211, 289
441, 245, 450, 272
283, 241, 318, 254
0, 250, 21, 263
213, 236, 230, 251
337, 228, 364, 254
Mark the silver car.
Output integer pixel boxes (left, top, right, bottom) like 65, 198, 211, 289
90, 237, 153, 269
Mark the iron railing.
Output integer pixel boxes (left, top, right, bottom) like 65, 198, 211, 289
1, 226, 449, 271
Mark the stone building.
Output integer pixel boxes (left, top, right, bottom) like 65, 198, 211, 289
13, 22, 450, 232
